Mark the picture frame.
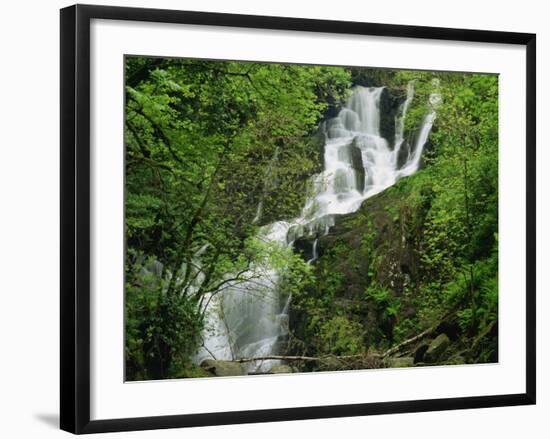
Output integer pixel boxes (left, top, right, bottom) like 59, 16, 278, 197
60, 4, 536, 434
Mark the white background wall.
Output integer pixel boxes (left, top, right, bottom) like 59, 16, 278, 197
0, 0, 546, 437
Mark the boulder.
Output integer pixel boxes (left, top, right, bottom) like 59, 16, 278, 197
424, 333, 451, 363
413, 343, 430, 364
379, 87, 400, 146
293, 236, 314, 261
200, 360, 247, 377
337, 141, 365, 192
268, 364, 294, 374
396, 141, 411, 168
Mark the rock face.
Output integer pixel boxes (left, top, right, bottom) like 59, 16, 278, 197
338, 140, 365, 192
200, 360, 247, 377
424, 334, 451, 363
396, 140, 412, 169
288, 177, 431, 361
287, 160, 497, 370
379, 87, 404, 146
294, 237, 316, 262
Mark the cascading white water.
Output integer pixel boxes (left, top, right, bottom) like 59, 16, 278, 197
196, 221, 291, 372
195, 83, 439, 372
397, 90, 441, 178
392, 80, 415, 168
252, 147, 280, 225
307, 239, 318, 265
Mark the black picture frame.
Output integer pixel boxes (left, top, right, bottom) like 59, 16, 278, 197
60, 4, 536, 434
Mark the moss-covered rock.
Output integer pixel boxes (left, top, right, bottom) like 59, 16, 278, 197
174, 364, 215, 379
289, 173, 431, 358
268, 364, 294, 374
424, 333, 451, 363
386, 357, 414, 368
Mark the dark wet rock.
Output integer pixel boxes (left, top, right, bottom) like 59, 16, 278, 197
293, 236, 315, 262
396, 141, 412, 168
435, 314, 461, 342
414, 343, 430, 364
337, 140, 365, 192
379, 87, 403, 146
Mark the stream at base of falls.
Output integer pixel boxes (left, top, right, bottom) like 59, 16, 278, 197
194, 82, 440, 373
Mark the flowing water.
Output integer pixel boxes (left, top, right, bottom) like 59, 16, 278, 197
195, 83, 439, 372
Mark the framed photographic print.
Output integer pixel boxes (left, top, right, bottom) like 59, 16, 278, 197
60, 4, 536, 434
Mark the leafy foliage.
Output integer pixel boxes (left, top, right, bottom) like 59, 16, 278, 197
125, 58, 351, 380
125, 58, 499, 378
290, 70, 499, 366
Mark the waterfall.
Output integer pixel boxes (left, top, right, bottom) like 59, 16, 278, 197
307, 239, 318, 265
397, 90, 441, 178
393, 81, 415, 167
195, 83, 439, 372
252, 147, 280, 224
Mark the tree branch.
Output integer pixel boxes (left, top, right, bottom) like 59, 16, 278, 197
127, 95, 186, 166
234, 354, 371, 363
380, 310, 455, 358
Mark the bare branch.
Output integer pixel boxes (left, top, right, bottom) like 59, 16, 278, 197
234, 354, 376, 363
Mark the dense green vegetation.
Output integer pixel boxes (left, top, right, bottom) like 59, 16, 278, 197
290, 71, 498, 369
125, 58, 351, 380
125, 57, 498, 380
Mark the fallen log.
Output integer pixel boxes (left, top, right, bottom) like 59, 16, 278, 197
235, 311, 455, 364
234, 353, 379, 364
381, 326, 436, 358
381, 310, 455, 358
235, 355, 317, 362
